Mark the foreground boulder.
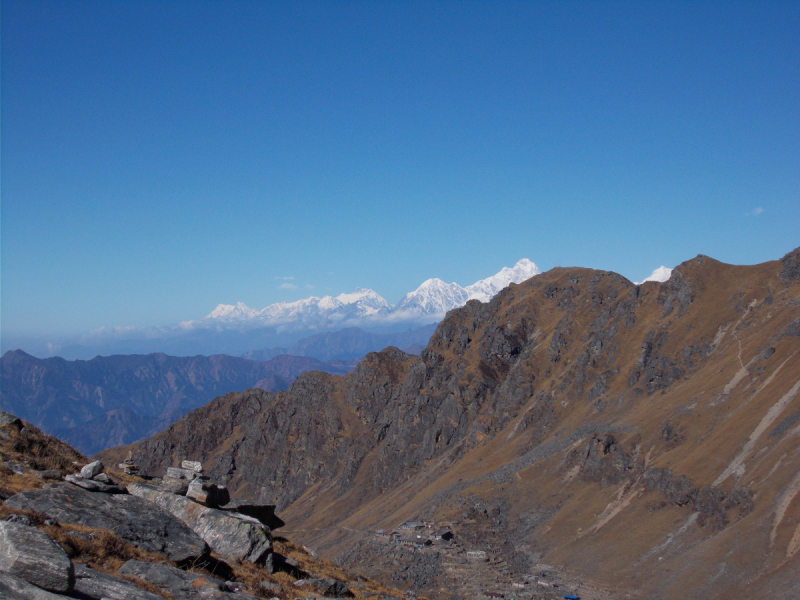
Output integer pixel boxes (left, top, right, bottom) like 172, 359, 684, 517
0, 571, 65, 599
0, 521, 74, 593
128, 483, 272, 565
72, 563, 163, 600
119, 559, 260, 599
5, 483, 208, 563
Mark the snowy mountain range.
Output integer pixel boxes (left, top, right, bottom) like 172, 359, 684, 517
4, 259, 675, 360
187, 259, 541, 331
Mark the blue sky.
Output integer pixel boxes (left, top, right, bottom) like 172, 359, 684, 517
2, 0, 798, 344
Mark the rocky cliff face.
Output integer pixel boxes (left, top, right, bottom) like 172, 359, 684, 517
102, 248, 800, 600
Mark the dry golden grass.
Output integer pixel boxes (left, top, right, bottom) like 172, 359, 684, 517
1, 422, 85, 471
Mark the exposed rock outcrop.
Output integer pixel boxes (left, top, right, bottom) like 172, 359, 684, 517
5, 483, 208, 563
0, 521, 74, 593
127, 483, 272, 565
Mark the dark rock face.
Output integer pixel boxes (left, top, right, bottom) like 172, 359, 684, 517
73, 563, 163, 600
656, 269, 695, 317
4, 483, 208, 563
0, 520, 74, 593
779, 246, 800, 281
118, 559, 260, 600
628, 329, 684, 391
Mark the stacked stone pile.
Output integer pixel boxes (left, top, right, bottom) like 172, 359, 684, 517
118, 450, 140, 476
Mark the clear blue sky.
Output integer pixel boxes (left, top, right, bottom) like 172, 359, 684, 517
2, 0, 798, 340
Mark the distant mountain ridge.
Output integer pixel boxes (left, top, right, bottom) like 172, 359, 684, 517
0, 350, 357, 455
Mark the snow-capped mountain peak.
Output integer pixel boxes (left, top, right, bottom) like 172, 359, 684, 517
394, 278, 470, 315
635, 266, 673, 285
394, 258, 540, 317
465, 258, 541, 302
335, 287, 391, 315
205, 302, 258, 321
196, 258, 540, 330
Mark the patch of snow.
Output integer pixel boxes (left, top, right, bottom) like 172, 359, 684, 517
635, 266, 672, 285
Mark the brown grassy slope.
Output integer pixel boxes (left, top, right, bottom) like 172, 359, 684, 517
100, 249, 800, 599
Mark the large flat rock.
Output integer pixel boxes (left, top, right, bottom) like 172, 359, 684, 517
0, 521, 74, 593
73, 563, 163, 600
4, 483, 208, 563
128, 483, 272, 564
118, 559, 260, 599
64, 474, 127, 494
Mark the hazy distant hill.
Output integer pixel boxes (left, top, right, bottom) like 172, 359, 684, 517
103, 248, 800, 599
242, 324, 436, 362
0, 351, 355, 454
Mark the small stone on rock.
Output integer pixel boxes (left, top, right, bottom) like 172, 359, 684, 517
80, 460, 104, 479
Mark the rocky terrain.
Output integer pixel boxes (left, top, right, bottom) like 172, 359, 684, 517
99, 247, 800, 599
0, 352, 356, 455
0, 410, 415, 599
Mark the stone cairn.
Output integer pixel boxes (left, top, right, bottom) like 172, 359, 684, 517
160, 460, 230, 507
118, 451, 139, 476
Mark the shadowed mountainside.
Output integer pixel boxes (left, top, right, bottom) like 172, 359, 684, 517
101, 248, 800, 599
0, 352, 355, 455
